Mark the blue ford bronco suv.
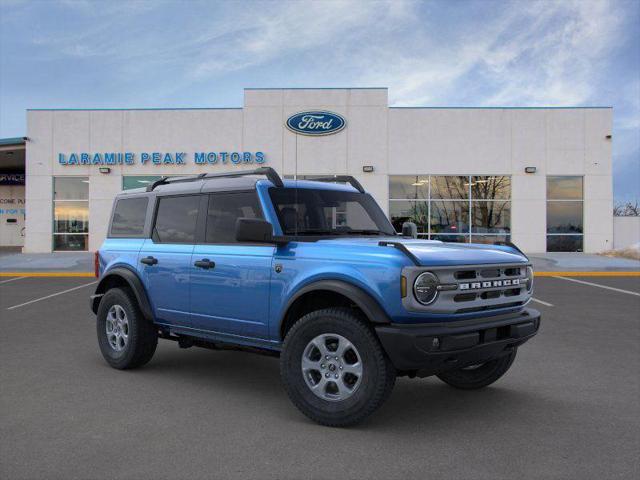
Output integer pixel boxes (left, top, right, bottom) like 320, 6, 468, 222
91, 167, 540, 426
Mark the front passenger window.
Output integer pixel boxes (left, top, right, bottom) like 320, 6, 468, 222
205, 192, 263, 243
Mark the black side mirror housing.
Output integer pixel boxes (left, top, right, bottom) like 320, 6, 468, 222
236, 218, 275, 243
401, 222, 418, 239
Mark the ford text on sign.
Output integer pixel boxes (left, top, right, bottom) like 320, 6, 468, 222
286, 111, 346, 136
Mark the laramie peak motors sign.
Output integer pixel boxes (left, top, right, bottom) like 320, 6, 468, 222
286, 111, 346, 136
57, 151, 265, 166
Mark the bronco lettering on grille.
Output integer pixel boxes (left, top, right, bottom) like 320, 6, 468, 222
459, 279, 520, 290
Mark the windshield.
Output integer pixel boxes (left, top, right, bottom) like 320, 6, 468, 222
269, 188, 396, 236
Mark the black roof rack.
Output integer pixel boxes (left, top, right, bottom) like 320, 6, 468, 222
304, 175, 365, 193
146, 167, 284, 192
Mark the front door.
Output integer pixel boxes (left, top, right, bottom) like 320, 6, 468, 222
139, 194, 201, 328
190, 191, 274, 339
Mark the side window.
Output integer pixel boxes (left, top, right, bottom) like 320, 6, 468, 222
110, 197, 148, 237
153, 195, 200, 243
205, 191, 263, 243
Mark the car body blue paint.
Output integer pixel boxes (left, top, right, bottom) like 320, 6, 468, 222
98, 176, 530, 352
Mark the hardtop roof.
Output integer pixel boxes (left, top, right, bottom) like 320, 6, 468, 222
115, 175, 359, 198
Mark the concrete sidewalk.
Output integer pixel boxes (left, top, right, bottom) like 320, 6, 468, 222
528, 252, 640, 272
0, 250, 93, 273
1, 249, 639, 274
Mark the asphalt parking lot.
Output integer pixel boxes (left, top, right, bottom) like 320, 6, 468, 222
1, 275, 639, 480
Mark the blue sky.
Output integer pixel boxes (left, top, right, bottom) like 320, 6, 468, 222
0, 0, 638, 202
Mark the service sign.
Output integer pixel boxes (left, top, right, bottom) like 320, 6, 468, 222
286, 111, 346, 136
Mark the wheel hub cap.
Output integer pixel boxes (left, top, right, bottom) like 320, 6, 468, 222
105, 304, 129, 352
301, 333, 363, 402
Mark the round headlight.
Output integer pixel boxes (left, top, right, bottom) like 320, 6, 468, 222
414, 272, 439, 305
526, 266, 534, 293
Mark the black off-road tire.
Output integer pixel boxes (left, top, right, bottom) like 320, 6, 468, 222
280, 308, 396, 427
96, 287, 158, 370
436, 348, 517, 390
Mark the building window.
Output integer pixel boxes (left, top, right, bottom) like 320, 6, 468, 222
53, 177, 89, 251
122, 175, 163, 191
546, 176, 583, 252
389, 175, 511, 243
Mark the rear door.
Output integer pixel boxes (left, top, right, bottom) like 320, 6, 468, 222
138, 194, 201, 328
190, 191, 274, 339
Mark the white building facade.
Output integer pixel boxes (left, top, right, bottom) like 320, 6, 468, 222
21, 88, 613, 253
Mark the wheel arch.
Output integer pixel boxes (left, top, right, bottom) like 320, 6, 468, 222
91, 267, 154, 321
279, 280, 391, 340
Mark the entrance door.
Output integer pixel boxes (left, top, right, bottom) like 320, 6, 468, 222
190, 191, 274, 339
0, 185, 25, 247
139, 194, 201, 327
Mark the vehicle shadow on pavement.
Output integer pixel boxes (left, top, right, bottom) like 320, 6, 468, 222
115, 343, 563, 431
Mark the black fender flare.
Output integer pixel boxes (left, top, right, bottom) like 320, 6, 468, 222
91, 266, 154, 321
282, 279, 391, 327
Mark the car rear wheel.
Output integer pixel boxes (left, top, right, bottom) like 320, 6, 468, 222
280, 308, 396, 427
436, 348, 517, 390
96, 287, 158, 370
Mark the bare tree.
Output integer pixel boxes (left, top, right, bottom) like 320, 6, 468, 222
613, 201, 639, 216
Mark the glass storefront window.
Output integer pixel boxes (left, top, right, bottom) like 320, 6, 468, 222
546, 176, 584, 251
53, 234, 88, 251
54, 201, 89, 233
389, 175, 511, 244
430, 234, 468, 243
471, 176, 511, 200
547, 201, 583, 233
53, 177, 88, 200
547, 176, 583, 200
430, 176, 469, 199
122, 175, 163, 190
547, 235, 583, 252
389, 201, 429, 233
389, 176, 429, 200
471, 201, 511, 234
470, 234, 511, 244
53, 177, 89, 251
430, 201, 469, 234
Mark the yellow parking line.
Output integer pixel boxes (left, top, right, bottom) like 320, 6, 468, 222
0, 272, 95, 277
535, 271, 640, 277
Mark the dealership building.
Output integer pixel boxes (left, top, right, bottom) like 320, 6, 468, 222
0, 88, 615, 253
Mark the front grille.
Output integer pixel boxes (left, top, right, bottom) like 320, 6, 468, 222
402, 262, 531, 315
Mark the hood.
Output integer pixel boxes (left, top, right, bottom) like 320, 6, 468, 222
314, 237, 528, 266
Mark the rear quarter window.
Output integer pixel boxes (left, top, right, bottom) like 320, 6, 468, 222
110, 197, 149, 237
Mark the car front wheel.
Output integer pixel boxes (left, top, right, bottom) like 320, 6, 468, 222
280, 308, 396, 427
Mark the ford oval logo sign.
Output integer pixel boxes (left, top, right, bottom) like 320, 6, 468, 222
286, 111, 346, 136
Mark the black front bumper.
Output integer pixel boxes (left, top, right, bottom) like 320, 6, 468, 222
375, 308, 541, 376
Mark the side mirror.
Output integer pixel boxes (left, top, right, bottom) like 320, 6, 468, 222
236, 218, 274, 243
401, 222, 418, 239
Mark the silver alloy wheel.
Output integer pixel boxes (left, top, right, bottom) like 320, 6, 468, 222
301, 333, 363, 402
106, 304, 129, 352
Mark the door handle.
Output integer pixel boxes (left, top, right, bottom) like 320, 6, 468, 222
140, 256, 158, 266
194, 259, 215, 269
